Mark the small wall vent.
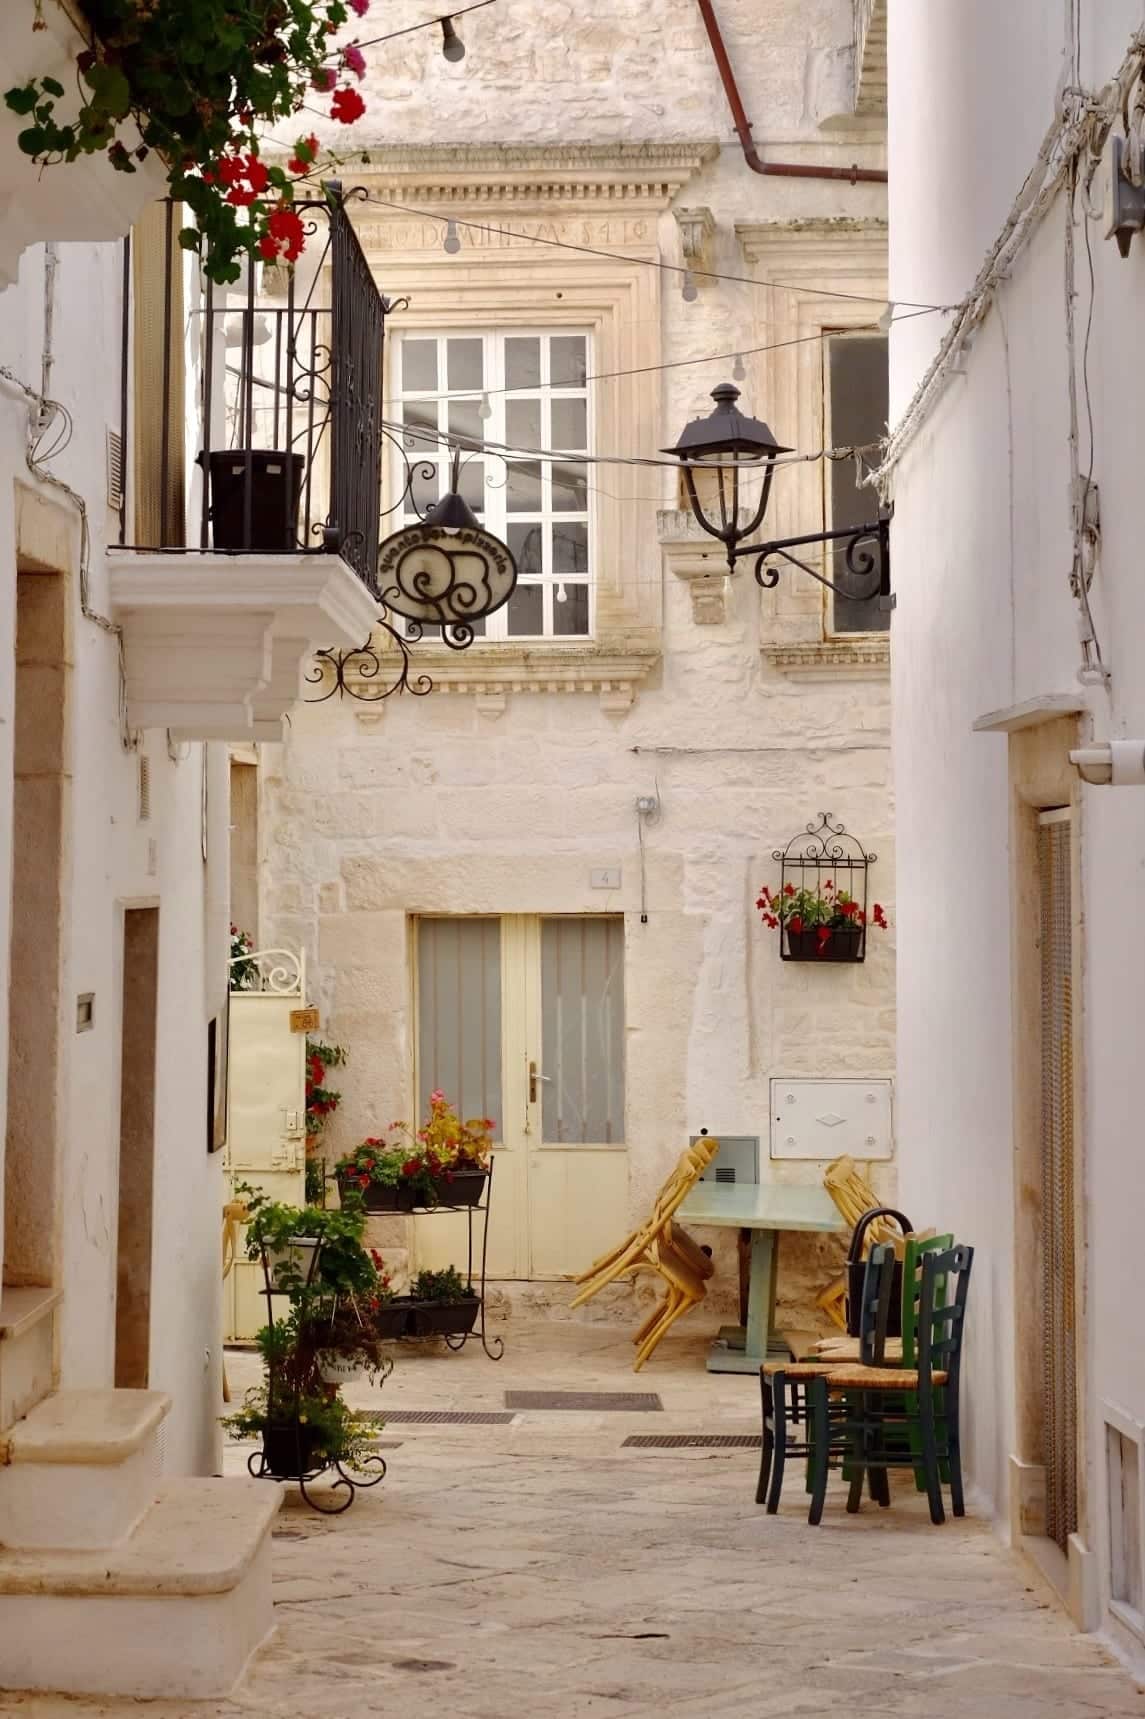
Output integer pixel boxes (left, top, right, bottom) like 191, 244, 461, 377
137, 753, 151, 822
106, 427, 125, 512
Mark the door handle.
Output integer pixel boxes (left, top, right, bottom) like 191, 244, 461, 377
528, 1061, 552, 1103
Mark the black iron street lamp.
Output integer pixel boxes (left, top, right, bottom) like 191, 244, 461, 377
665, 381, 892, 611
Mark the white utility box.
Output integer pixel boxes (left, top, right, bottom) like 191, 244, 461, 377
769, 1078, 894, 1161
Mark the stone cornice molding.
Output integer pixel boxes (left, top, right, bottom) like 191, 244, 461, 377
348, 638, 660, 716
349, 142, 719, 211
760, 638, 890, 681
735, 216, 888, 277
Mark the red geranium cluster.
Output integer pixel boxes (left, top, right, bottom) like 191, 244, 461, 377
756, 879, 888, 954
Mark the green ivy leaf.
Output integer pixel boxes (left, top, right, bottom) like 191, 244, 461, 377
5, 84, 39, 117
17, 126, 48, 157
40, 76, 65, 98
178, 226, 203, 251
84, 62, 132, 120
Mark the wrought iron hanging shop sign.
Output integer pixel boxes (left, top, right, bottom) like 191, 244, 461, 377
306, 442, 517, 703
376, 451, 518, 650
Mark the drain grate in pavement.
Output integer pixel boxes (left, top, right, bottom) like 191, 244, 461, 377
360, 1408, 515, 1425
622, 1434, 762, 1449
505, 1391, 663, 1412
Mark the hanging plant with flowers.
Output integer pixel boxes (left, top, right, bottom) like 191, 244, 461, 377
335, 1092, 496, 1212
5, 0, 373, 284
757, 879, 888, 961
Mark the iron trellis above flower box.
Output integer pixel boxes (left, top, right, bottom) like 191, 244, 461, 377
770, 813, 876, 963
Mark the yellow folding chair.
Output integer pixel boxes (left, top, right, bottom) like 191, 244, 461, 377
569, 1137, 718, 1310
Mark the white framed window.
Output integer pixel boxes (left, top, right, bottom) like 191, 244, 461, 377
392, 330, 593, 640
822, 330, 889, 637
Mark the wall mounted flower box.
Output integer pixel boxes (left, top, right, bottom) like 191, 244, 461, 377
757, 812, 887, 965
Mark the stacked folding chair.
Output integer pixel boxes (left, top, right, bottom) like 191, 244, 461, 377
570, 1137, 719, 1370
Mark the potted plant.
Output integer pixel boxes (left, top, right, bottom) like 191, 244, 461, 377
224, 1195, 389, 1483
757, 880, 888, 962
305, 1038, 347, 1204
336, 1093, 494, 1211
229, 924, 258, 991
5, 0, 372, 285
403, 1266, 481, 1339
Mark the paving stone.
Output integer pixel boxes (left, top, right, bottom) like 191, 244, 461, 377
6, 1323, 1145, 1716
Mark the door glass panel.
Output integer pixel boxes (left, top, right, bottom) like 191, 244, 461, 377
417, 918, 502, 1134
541, 917, 624, 1143
401, 338, 437, 391
506, 336, 541, 389
553, 583, 589, 636
447, 338, 484, 391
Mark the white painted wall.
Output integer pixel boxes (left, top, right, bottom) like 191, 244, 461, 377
0, 239, 227, 1475
259, 0, 896, 1318
889, 0, 1145, 1669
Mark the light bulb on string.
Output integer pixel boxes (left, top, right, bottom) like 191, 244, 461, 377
556, 583, 568, 604
440, 17, 466, 60
877, 301, 895, 333
479, 393, 493, 420
443, 219, 461, 255
732, 353, 746, 381
681, 271, 699, 303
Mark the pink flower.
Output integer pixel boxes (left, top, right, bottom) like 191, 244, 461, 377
343, 43, 366, 78
349, 0, 369, 13
312, 66, 337, 91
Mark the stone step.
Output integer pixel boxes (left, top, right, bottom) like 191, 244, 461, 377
0, 1476, 280, 1698
0, 1387, 170, 1550
0, 1286, 61, 1433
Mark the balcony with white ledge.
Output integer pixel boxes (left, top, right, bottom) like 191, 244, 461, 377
112, 189, 387, 738
0, 0, 168, 291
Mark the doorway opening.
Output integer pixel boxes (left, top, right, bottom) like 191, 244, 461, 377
4, 565, 68, 1290
114, 907, 160, 1388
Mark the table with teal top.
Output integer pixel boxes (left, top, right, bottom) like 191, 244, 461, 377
677, 1181, 846, 1373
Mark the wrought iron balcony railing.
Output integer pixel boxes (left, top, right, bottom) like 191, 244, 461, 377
119, 183, 387, 594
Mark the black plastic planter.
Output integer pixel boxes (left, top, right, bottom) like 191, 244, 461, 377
338, 1177, 415, 1213
430, 1168, 490, 1207
261, 1421, 325, 1479
373, 1303, 411, 1339
784, 925, 864, 962
203, 450, 305, 552
405, 1296, 481, 1339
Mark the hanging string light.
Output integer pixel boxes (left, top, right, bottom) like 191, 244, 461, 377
442, 219, 462, 254
732, 353, 747, 380
440, 17, 466, 60
681, 270, 699, 303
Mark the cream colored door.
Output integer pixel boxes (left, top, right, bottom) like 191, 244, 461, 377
412, 916, 627, 1282
223, 953, 307, 1340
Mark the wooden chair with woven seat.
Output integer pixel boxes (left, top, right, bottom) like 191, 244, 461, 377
757, 1237, 897, 1520
816, 1157, 909, 1329
806, 1242, 974, 1526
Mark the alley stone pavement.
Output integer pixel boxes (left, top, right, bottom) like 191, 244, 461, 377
4, 1321, 1145, 1719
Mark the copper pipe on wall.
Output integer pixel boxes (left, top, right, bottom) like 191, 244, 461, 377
695, 0, 888, 186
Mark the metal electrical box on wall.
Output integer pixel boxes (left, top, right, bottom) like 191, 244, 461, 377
769, 1078, 894, 1161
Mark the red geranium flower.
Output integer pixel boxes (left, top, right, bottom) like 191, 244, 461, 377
330, 86, 366, 124
783, 883, 796, 897
226, 186, 257, 207
244, 153, 269, 193
258, 234, 281, 262
789, 914, 804, 934
267, 206, 306, 262
343, 43, 366, 78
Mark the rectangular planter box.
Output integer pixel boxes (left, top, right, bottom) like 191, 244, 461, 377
373, 1302, 411, 1340
261, 1422, 325, 1479
784, 926, 864, 962
428, 1168, 489, 1208
401, 1296, 481, 1339
337, 1177, 414, 1213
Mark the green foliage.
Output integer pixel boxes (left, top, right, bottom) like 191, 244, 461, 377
245, 1199, 377, 1301
221, 1379, 377, 1467
410, 1266, 471, 1305
4, 0, 368, 282
229, 925, 257, 990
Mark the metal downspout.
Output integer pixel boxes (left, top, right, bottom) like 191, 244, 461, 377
695, 0, 888, 186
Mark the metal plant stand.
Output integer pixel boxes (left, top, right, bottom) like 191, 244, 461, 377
407, 1158, 504, 1361
251, 1241, 392, 1514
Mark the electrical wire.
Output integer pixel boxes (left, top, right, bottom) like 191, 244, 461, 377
357, 193, 949, 311
351, 0, 501, 52
388, 310, 934, 408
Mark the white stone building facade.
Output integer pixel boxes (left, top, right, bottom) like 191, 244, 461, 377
253, 0, 897, 1318
889, 0, 1145, 1673
0, 0, 379, 1695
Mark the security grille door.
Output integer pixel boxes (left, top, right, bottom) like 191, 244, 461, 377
1038, 810, 1078, 1550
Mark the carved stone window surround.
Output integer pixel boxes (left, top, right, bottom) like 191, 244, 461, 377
734, 217, 889, 680
356, 144, 718, 709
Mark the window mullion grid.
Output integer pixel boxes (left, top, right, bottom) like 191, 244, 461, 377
487, 332, 508, 640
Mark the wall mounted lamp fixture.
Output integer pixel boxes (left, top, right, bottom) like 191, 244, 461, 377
664, 381, 893, 613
